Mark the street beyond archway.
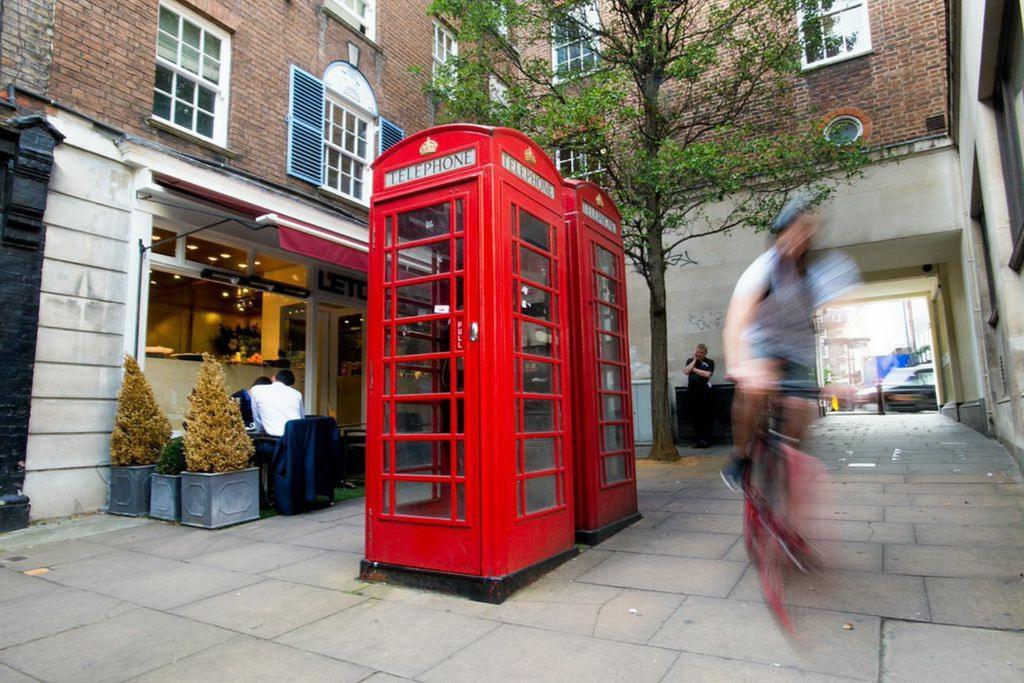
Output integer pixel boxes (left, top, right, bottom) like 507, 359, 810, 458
0, 415, 1021, 681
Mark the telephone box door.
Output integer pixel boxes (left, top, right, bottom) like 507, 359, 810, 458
368, 183, 481, 574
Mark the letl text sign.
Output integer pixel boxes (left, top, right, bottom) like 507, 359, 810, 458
501, 152, 555, 198
583, 202, 616, 234
384, 148, 477, 187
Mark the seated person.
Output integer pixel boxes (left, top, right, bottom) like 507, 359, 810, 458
250, 369, 304, 437
232, 376, 272, 430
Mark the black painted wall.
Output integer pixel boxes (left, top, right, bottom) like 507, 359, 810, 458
0, 116, 62, 532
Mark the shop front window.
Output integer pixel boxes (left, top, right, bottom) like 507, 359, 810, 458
145, 262, 309, 428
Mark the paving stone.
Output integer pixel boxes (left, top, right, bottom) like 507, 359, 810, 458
881, 621, 1024, 682
914, 523, 1024, 546
188, 541, 324, 574
283, 525, 366, 553
85, 522, 186, 548
134, 634, 373, 682
649, 596, 879, 680
121, 529, 252, 560
803, 520, 915, 544
925, 577, 1024, 630
0, 586, 134, 648
803, 504, 885, 522
0, 662, 35, 682
0, 540, 115, 571
885, 483, 1024, 496
817, 474, 905, 483
172, 579, 365, 639
593, 588, 685, 643
904, 474, 1018, 484
730, 566, 929, 620
356, 584, 495, 618
909, 494, 1023, 507
656, 512, 744, 534
483, 579, 620, 635
222, 516, 339, 543
630, 511, 671, 528
884, 506, 1023, 525
884, 544, 1023, 579
42, 550, 185, 591
824, 492, 909, 506
724, 539, 882, 572
420, 623, 676, 682
262, 550, 368, 591
0, 608, 233, 683
576, 550, 745, 596
0, 567, 61, 603
276, 599, 498, 678
663, 651, 864, 682
663, 498, 743, 515
361, 673, 414, 683
597, 527, 738, 559
637, 492, 676, 511
546, 548, 614, 580
90, 558, 263, 610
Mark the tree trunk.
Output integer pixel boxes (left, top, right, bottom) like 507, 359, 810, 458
646, 230, 678, 461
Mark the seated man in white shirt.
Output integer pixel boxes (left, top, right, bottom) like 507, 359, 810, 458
249, 369, 305, 437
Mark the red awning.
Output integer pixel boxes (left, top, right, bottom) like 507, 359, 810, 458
152, 174, 369, 272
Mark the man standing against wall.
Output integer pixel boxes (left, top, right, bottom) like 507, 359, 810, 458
683, 344, 715, 448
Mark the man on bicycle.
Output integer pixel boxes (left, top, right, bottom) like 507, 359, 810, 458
720, 193, 861, 492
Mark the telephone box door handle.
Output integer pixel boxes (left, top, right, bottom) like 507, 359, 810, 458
469, 322, 479, 342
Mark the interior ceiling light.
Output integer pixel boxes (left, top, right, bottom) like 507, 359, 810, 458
220, 253, 231, 258
173, 274, 181, 279
237, 263, 247, 269
207, 256, 218, 261
187, 244, 198, 250
221, 291, 230, 297
254, 260, 261, 265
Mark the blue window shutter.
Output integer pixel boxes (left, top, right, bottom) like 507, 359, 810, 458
287, 65, 325, 185
379, 117, 405, 155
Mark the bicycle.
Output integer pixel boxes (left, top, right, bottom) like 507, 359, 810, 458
741, 400, 824, 631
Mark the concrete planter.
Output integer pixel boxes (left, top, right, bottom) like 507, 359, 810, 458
149, 473, 182, 521
108, 465, 156, 516
180, 468, 259, 529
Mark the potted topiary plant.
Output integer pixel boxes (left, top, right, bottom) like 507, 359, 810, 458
180, 355, 258, 529
109, 354, 172, 516
150, 437, 185, 521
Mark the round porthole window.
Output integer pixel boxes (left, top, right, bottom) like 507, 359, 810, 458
824, 115, 864, 144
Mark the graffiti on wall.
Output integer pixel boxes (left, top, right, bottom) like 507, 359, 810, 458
688, 310, 725, 333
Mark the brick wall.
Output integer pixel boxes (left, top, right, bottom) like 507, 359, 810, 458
1, 0, 56, 94
37, 0, 438, 216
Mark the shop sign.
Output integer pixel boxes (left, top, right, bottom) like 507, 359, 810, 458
319, 270, 367, 301
501, 152, 555, 198
384, 148, 476, 187
583, 201, 617, 234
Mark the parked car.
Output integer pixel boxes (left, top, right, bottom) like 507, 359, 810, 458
856, 365, 938, 412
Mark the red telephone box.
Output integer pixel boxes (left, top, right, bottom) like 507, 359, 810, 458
563, 180, 640, 544
361, 125, 577, 602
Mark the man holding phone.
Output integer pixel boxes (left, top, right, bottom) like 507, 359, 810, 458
683, 343, 715, 448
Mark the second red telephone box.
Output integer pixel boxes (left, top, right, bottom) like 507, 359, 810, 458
563, 180, 640, 544
361, 125, 577, 602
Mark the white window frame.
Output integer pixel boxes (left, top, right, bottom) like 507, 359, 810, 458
152, 1, 232, 146
551, 1, 600, 78
824, 114, 864, 144
556, 148, 604, 183
797, 0, 872, 70
489, 75, 509, 104
322, 94, 376, 206
324, 0, 376, 42
433, 21, 459, 75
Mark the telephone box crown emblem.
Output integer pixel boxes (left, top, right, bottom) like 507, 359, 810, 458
419, 137, 439, 156
595, 194, 604, 207
524, 147, 536, 164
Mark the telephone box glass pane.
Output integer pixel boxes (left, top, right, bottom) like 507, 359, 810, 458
594, 245, 616, 276
396, 321, 449, 355
519, 246, 551, 285
598, 332, 621, 361
519, 284, 553, 321
519, 210, 550, 251
396, 280, 450, 318
600, 364, 623, 391
523, 399, 555, 432
394, 441, 450, 476
395, 401, 451, 433
525, 475, 557, 513
395, 360, 447, 394
603, 424, 625, 451
521, 321, 553, 357
395, 481, 451, 519
524, 438, 556, 472
398, 203, 450, 243
522, 360, 554, 394
596, 274, 618, 304
604, 455, 627, 484
598, 304, 620, 332
602, 394, 624, 421
397, 242, 451, 279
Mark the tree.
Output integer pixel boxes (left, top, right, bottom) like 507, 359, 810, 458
183, 355, 254, 473
110, 354, 172, 466
428, 0, 869, 459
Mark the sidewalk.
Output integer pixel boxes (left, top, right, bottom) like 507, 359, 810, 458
1, 414, 1021, 681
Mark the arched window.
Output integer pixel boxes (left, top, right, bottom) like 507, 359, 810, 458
322, 61, 378, 205
824, 115, 864, 145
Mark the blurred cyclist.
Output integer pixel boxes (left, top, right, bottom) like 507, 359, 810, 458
720, 193, 861, 491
